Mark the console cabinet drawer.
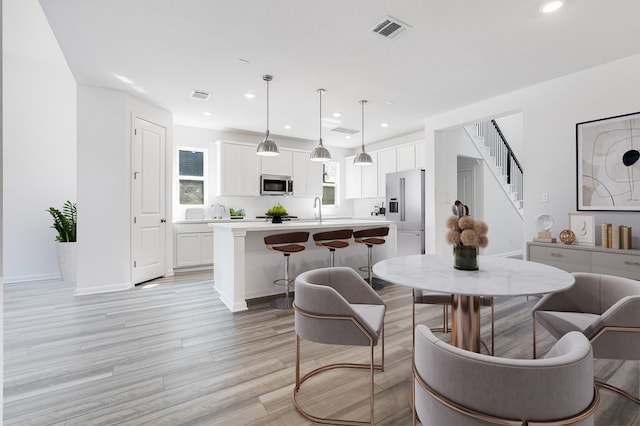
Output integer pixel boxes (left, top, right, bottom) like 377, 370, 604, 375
528, 245, 590, 273
591, 251, 640, 280
527, 242, 640, 280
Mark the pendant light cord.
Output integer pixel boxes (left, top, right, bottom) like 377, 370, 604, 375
265, 78, 270, 135
361, 100, 367, 152
319, 89, 323, 143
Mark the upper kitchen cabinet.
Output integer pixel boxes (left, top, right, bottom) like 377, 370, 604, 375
261, 149, 293, 176
215, 141, 260, 196
397, 141, 426, 171
292, 151, 323, 196
345, 152, 378, 199
377, 148, 396, 197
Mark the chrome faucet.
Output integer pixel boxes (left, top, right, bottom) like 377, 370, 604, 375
313, 196, 322, 223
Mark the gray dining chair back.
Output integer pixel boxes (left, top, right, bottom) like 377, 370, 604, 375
413, 324, 598, 425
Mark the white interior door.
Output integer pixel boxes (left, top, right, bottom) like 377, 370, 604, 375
132, 117, 166, 284
457, 168, 475, 217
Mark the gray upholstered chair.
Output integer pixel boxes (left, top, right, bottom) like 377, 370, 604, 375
413, 289, 495, 355
413, 324, 599, 425
293, 267, 386, 426
532, 272, 640, 404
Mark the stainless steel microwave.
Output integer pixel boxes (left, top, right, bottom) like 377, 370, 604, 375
260, 174, 293, 195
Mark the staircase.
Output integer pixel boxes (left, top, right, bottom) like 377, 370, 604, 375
464, 121, 524, 219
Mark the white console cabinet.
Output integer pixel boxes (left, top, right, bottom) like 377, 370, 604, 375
526, 241, 640, 280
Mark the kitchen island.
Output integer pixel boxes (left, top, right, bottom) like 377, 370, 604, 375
210, 219, 397, 312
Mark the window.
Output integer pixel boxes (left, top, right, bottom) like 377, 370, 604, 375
322, 162, 338, 206
178, 148, 207, 205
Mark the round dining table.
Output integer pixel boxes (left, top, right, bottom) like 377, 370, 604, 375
373, 254, 575, 352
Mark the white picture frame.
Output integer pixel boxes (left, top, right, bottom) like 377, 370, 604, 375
568, 213, 595, 246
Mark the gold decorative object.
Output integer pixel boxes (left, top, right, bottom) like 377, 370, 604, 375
559, 229, 576, 245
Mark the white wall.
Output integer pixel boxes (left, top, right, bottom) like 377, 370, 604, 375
173, 125, 354, 220
3, 0, 77, 282
425, 53, 640, 255
76, 85, 172, 295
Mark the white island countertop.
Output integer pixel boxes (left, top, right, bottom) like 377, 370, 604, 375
210, 218, 397, 312
209, 218, 392, 232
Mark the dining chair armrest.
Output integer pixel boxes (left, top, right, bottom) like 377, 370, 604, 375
598, 295, 640, 328
324, 267, 384, 306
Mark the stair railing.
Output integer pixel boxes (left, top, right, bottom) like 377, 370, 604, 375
475, 120, 523, 208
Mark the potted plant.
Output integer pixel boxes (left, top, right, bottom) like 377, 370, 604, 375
47, 200, 77, 282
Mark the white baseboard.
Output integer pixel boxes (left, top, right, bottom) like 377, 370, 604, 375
75, 281, 132, 296
3, 273, 61, 284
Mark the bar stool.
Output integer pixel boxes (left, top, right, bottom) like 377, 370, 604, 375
353, 226, 389, 289
312, 229, 353, 267
264, 231, 309, 309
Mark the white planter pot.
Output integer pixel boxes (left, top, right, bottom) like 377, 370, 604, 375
56, 241, 77, 283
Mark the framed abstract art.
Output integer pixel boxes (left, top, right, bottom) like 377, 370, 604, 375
577, 111, 640, 211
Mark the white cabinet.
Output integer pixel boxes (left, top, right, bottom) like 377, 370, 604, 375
292, 151, 323, 196
377, 149, 396, 197
215, 141, 260, 196
346, 153, 379, 199
397, 144, 416, 171
397, 142, 426, 171
261, 150, 293, 176
345, 155, 362, 199
174, 223, 213, 268
415, 142, 426, 169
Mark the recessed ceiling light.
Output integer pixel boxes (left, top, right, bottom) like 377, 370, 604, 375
284, 125, 291, 129
203, 111, 212, 116
346, 135, 352, 140
114, 74, 134, 84
381, 122, 389, 128
245, 93, 255, 99
333, 112, 342, 117
540, 0, 564, 13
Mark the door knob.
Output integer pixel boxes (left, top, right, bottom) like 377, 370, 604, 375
160, 219, 166, 223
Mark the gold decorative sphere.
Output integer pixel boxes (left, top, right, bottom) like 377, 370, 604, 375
559, 229, 576, 245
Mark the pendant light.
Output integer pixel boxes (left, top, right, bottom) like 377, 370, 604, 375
309, 88, 331, 162
353, 100, 373, 166
256, 74, 279, 156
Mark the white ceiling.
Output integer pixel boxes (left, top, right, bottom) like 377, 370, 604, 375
39, 0, 640, 149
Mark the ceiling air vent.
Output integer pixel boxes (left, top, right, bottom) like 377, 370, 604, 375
191, 90, 211, 101
370, 16, 410, 39
331, 127, 359, 135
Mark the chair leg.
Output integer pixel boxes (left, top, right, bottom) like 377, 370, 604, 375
329, 248, 335, 267
533, 318, 537, 359
596, 380, 640, 405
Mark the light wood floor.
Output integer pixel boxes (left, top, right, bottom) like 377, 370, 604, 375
4, 271, 639, 425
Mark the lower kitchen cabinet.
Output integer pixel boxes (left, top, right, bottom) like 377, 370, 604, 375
174, 223, 213, 269
526, 241, 640, 280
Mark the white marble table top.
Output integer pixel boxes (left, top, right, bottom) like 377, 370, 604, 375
373, 254, 575, 297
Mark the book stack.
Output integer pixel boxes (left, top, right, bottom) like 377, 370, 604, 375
601, 223, 633, 249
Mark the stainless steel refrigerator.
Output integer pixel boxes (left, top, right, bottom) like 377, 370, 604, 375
386, 169, 425, 256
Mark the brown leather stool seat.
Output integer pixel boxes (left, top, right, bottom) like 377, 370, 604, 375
313, 229, 353, 267
353, 226, 389, 289
264, 231, 309, 309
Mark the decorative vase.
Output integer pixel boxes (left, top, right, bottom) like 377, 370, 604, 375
453, 245, 478, 271
56, 241, 77, 283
